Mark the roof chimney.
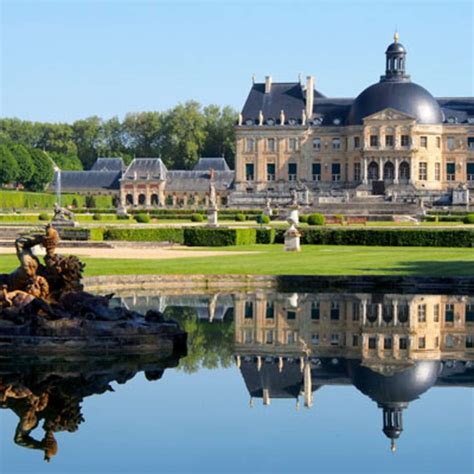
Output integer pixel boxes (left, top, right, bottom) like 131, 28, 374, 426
305, 76, 314, 121
265, 75, 272, 94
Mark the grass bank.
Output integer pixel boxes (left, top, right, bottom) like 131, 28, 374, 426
1, 245, 473, 276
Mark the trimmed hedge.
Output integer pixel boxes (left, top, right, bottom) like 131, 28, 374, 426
104, 228, 184, 243
307, 213, 326, 226
135, 213, 151, 223
59, 227, 104, 241
256, 227, 276, 244
183, 227, 257, 246
296, 228, 474, 247
464, 214, 474, 224
191, 213, 204, 222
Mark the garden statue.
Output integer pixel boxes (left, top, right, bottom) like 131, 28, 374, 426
51, 203, 78, 228
263, 197, 273, 217
207, 169, 219, 227
284, 212, 301, 252
0, 226, 186, 353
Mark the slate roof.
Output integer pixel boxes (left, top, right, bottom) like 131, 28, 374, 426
241, 82, 326, 125
122, 158, 168, 181
166, 170, 235, 192
91, 157, 125, 172
240, 81, 474, 126
193, 157, 231, 172
56, 170, 121, 190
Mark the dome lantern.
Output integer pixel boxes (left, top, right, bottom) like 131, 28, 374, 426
381, 33, 410, 83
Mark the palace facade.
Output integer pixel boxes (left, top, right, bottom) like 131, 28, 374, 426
231, 34, 474, 207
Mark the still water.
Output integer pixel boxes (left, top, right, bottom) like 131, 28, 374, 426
1, 289, 473, 473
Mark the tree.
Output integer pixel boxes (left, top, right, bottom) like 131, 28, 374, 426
26, 149, 54, 191
49, 151, 83, 170
72, 116, 103, 169
122, 112, 162, 157
36, 123, 77, 156
0, 145, 19, 186
202, 105, 237, 168
160, 101, 207, 169
8, 144, 34, 184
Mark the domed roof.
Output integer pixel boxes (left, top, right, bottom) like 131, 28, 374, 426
347, 36, 443, 125
347, 81, 443, 125
347, 360, 441, 404
386, 41, 406, 53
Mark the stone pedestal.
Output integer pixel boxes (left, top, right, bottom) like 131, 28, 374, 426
116, 205, 128, 217
207, 208, 218, 227
284, 224, 301, 252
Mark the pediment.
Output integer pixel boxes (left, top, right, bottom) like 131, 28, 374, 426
363, 108, 416, 122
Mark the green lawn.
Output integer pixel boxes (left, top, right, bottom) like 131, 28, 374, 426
1, 244, 473, 276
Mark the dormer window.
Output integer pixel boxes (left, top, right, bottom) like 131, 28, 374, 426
245, 119, 254, 126
447, 116, 457, 124
333, 118, 341, 125
288, 118, 297, 126
266, 118, 275, 126
313, 118, 323, 126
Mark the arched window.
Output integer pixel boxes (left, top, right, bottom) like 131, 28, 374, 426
138, 194, 146, 205
384, 161, 394, 180
368, 161, 379, 180
151, 194, 159, 206
399, 161, 410, 180
126, 194, 133, 205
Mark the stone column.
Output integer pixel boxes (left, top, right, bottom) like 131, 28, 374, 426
393, 300, 398, 326
394, 158, 399, 184
377, 303, 383, 326
145, 186, 151, 207
379, 157, 384, 181
362, 157, 368, 185
361, 300, 367, 325
409, 158, 415, 184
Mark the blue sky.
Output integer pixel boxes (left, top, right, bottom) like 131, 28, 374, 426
1, 0, 473, 123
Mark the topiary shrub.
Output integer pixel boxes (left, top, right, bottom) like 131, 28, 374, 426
85, 195, 96, 209
256, 227, 276, 244
464, 214, 474, 224
92, 213, 102, 221
135, 213, 151, 223
38, 212, 49, 221
183, 228, 256, 246
235, 213, 246, 222
258, 214, 270, 224
191, 213, 204, 222
307, 213, 326, 226
299, 214, 308, 223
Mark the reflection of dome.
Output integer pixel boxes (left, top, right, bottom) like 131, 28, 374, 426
348, 359, 442, 403
348, 359, 442, 450
347, 35, 443, 125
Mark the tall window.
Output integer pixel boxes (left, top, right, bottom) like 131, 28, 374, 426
267, 163, 275, 181
244, 301, 253, 319
354, 136, 361, 149
385, 135, 394, 147
313, 137, 321, 150
419, 162, 427, 181
370, 135, 378, 147
265, 302, 274, 319
287, 311, 296, 320
246, 138, 255, 152
330, 302, 340, 320
418, 337, 426, 349
445, 304, 454, 322
354, 163, 361, 181
436, 136, 441, 148
288, 138, 298, 151
311, 301, 320, 320
434, 304, 440, 322
418, 304, 426, 322
466, 304, 474, 323
446, 162, 455, 181
330, 334, 340, 346
468, 137, 474, 150
399, 337, 408, 350
332, 137, 341, 150
435, 162, 441, 181
447, 137, 456, 151
332, 163, 341, 182
467, 163, 474, 181
401, 135, 409, 147
245, 163, 254, 181
288, 163, 297, 181
312, 163, 321, 181
267, 138, 276, 152
420, 136, 428, 148
384, 337, 393, 350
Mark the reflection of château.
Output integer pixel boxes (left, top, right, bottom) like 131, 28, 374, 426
233, 291, 474, 451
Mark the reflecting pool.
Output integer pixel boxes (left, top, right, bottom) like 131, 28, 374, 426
1, 289, 473, 473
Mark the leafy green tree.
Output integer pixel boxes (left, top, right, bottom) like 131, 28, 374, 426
72, 116, 103, 169
26, 149, 54, 191
37, 123, 77, 156
123, 111, 162, 157
160, 101, 207, 169
0, 145, 19, 186
9, 144, 34, 184
49, 151, 83, 170
202, 105, 237, 167
0, 118, 43, 148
